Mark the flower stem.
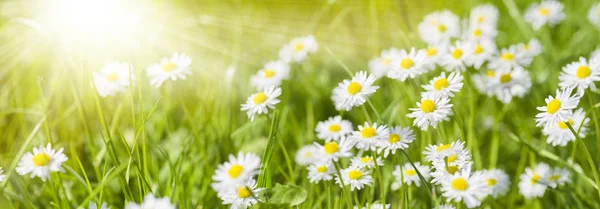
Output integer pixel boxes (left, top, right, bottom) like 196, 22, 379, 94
565, 123, 600, 200
372, 150, 386, 205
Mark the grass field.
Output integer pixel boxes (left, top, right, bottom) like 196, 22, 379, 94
1, 0, 600, 208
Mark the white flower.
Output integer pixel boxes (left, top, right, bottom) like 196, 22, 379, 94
240, 86, 282, 121
559, 57, 600, 95
488, 67, 532, 104
524, 0, 565, 30
279, 35, 318, 63
471, 69, 497, 96
436, 204, 457, 209
418, 10, 461, 45
441, 167, 489, 208
336, 167, 374, 191
356, 203, 390, 209
464, 40, 496, 69
394, 162, 431, 187
469, 4, 499, 27
313, 138, 354, 163
315, 116, 353, 142
518, 163, 551, 199
16, 143, 68, 181
441, 41, 470, 72
126, 194, 175, 209
593, 48, 600, 61
481, 169, 510, 198
424, 141, 472, 177
386, 48, 427, 81
146, 53, 192, 88
518, 39, 543, 58
350, 122, 389, 151
407, 94, 453, 130
212, 152, 261, 194
295, 145, 320, 166
250, 60, 290, 90
489, 45, 531, 70
369, 48, 400, 78
543, 108, 589, 147
0, 167, 5, 182
377, 126, 416, 157
332, 71, 379, 111
92, 61, 132, 97
89, 202, 109, 209
307, 162, 335, 183
220, 178, 263, 209
350, 155, 384, 169
589, 3, 600, 28
421, 44, 449, 71
535, 87, 581, 131
463, 24, 497, 42
421, 72, 464, 99
547, 167, 570, 188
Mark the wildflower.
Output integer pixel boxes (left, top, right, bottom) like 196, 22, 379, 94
559, 57, 600, 95
463, 24, 497, 42
313, 138, 354, 163
92, 61, 132, 97
146, 53, 192, 88
518, 38, 543, 58
315, 116, 353, 142
350, 155, 384, 169
469, 4, 499, 27
386, 48, 427, 81
489, 67, 532, 104
441, 167, 489, 208
407, 94, 453, 130
240, 86, 282, 121
421, 72, 464, 99
16, 143, 68, 181
355, 203, 390, 209
212, 152, 261, 193
421, 43, 449, 71
464, 39, 496, 69
295, 145, 320, 166
418, 10, 461, 45
489, 45, 531, 70
336, 167, 374, 191
481, 169, 510, 198
547, 167, 570, 188
369, 48, 400, 78
543, 108, 589, 146
524, 0, 565, 30
535, 87, 581, 131
279, 35, 318, 63
377, 126, 416, 157
350, 122, 389, 151
220, 179, 263, 209
307, 162, 335, 183
393, 162, 431, 187
589, 3, 600, 28
125, 194, 175, 209
331, 71, 379, 111
441, 41, 470, 72
518, 163, 551, 199
250, 60, 290, 90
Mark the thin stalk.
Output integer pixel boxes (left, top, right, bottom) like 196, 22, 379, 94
333, 162, 353, 208
566, 123, 600, 199
371, 150, 386, 205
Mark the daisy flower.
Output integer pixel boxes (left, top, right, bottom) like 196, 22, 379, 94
240, 86, 282, 121
421, 44, 449, 71
331, 71, 379, 111
559, 57, 600, 95
489, 67, 532, 104
518, 163, 551, 199
481, 169, 510, 198
535, 87, 581, 131
89, 202, 109, 209
394, 162, 431, 187
313, 138, 354, 163
421, 72, 464, 99
489, 45, 531, 70
407, 94, 453, 130
524, 0, 565, 30
125, 194, 175, 209
471, 68, 497, 96
441, 167, 489, 208
463, 24, 497, 42
0, 167, 5, 182
307, 162, 335, 183
469, 4, 499, 27
92, 61, 132, 97
589, 3, 600, 28
543, 108, 589, 146
16, 143, 68, 181
349, 122, 389, 151
377, 126, 416, 157
220, 179, 263, 209
593, 48, 600, 61
518, 38, 543, 58
295, 145, 320, 166
212, 152, 261, 193
336, 167, 374, 191
146, 53, 192, 88
547, 167, 570, 188
350, 155, 384, 169
424, 141, 472, 183
440, 41, 470, 72
386, 48, 427, 81
464, 39, 496, 69
369, 48, 400, 78
279, 35, 318, 63
250, 60, 290, 90
315, 116, 353, 142
418, 10, 461, 45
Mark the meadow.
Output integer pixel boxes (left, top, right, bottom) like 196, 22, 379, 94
0, 0, 600, 208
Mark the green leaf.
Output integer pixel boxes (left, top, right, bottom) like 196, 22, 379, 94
259, 184, 307, 206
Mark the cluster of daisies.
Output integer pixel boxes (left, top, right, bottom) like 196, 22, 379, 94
211, 152, 264, 209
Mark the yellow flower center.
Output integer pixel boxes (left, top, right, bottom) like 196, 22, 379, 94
328, 124, 341, 132
451, 177, 468, 191
228, 164, 244, 178
451, 49, 463, 59
400, 58, 414, 69
487, 178, 497, 186
304, 152, 312, 157
347, 82, 362, 95
348, 170, 363, 180
433, 78, 449, 90
420, 99, 436, 113
263, 69, 276, 78
447, 154, 457, 163
405, 169, 417, 176
426, 48, 437, 57
477, 16, 485, 23
317, 165, 328, 173
237, 186, 251, 198
361, 127, 376, 138
253, 92, 267, 104
438, 24, 447, 32
32, 153, 51, 166
436, 144, 451, 151
382, 58, 392, 65
106, 73, 119, 82
447, 166, 459, 174
500, 73, 512, 84
576, 66, 591, 79
324, 142, 339, 154
295, 43, 304, 52
539, 7, 549, 16
531, 174, 541, 184
558, 119, 573, 129
389, 134, 400, 143
501, 52, 514, 61
546, 99, 561, 114
486, 70, 495, 77
162, 62, 177, 72
361, 157, 372, 163
549, 174, 560, 181
473, 44, 484, 54
523, 44, 530, 51
473, 29, 482, 37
